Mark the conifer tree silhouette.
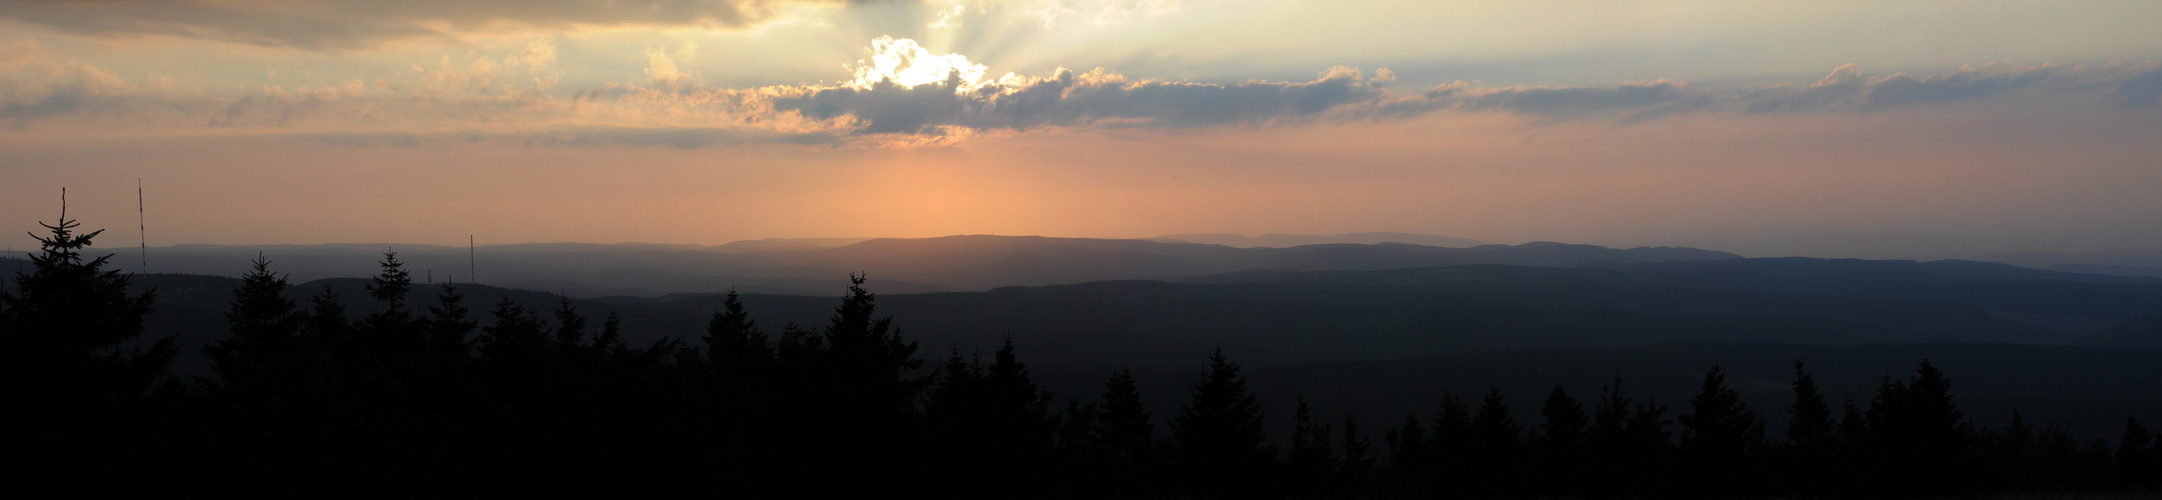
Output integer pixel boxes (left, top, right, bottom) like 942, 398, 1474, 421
1385, 412, 1426, 485
1837, 395, 1869, 443
695, 290, 768, 483
1424, 392, 1474, 495
18, 199, 2162, 497
423, 283, 476, 356
1587, 375, 1673, 498
1171, 347, 1276, 498
1678, 365, 1766, 498
305, 285, 349, 340
763, 275, 925, 496
1093, 367, 1158, 496
922, 338, 1056, 498
0, 198, 176, 484
1464, 389, 1523, 496
1534, 384, 1590, 497
1339, 416, 1375, 498
703, 290, 771, 373
1986, 409, 2040, 492
203, 254, 303, 389
591, 311, 623, 353
1866, 359, 1974, 495
551, 296, 587, 347
1287, 397, 1340, 498
1784, 361, 1837, 494
820, 274, 924, 423
479, 296, 549, 365
360, 250, 418, 352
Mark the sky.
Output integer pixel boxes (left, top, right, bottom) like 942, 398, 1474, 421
4, 0, 2162, 256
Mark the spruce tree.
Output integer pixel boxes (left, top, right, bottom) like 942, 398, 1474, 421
819, 273, 923, 423
1866, 360, 1974, 495
591, 312, 623, 354
923, 349, 986, 496
1287, 398, 1339, 498
1786, 361, 1836, 445
0, 201, 176, 482
203, 254, 303, 388
306, 285, 349, 340
923, 338, 1056, 499
478, 296, 548, 365
1784, 361, 1837, 494
1677, 365, 1766, 498
1, 205, 175, 399
1464, 389, 1522, 496
981, 339, 1056, 495
1097, 368, 1156, 456
364, 250, 412, 313
1588, 376, 1672, 497
1426, 392, 1474, 494
1991, 410, 2038, 492
1535, 384, 1590, 497
423, 283, 476, 356
360, 250, 418, 352
1340, 416, 1375, 498
767, 275, 925, 496
1386, 414, 1426, 473
1838, 395, 1869, 443
1094, 367, 1158, 496
551, 296, 586, 347
1170, 347, 1276, 497
703, 290, 771, 373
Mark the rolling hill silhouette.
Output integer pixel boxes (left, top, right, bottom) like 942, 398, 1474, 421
101, 254, 2160, 381
96, 236, 1740, 296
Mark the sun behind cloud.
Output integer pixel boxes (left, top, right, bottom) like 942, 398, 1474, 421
846, 36, 990, 90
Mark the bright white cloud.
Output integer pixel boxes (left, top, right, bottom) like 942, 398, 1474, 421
846, 36, 989, 90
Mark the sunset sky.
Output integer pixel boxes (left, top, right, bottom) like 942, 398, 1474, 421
5, 1, 2161, 255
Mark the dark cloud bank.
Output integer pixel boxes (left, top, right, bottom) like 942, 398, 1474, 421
760, 62, 2162, 139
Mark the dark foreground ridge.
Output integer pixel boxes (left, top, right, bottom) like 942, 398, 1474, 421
6, 215, 2161, 498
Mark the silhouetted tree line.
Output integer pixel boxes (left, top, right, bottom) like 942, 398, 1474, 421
5, 213, 2161, 497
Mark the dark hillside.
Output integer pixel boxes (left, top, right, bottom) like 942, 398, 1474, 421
121, 257, 2162, 379
113, 237, 1741, 296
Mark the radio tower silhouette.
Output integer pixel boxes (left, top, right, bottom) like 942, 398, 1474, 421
137, 178, 148, 273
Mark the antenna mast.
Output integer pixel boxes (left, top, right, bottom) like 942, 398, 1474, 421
137, 178, 148, 272
469, 235, 476, 285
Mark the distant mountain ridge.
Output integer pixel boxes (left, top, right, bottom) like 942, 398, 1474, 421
112, 254, 2162, 384
84, 236, 1741, 297
1148, 232, 1481, 248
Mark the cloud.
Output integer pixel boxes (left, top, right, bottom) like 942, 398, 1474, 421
1387, 61, 2162, 124
5, 34, 2158, 149
847, 36, 988, 90
291, 126, 841, 149
2111, 62, 2162, 109
1432, 79, 1700, 122
2, 0, 860, 50
645, 47, 702, 89
0, 39, 138, 124
774, 57, 1388, 134
0, 36, 583, 131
